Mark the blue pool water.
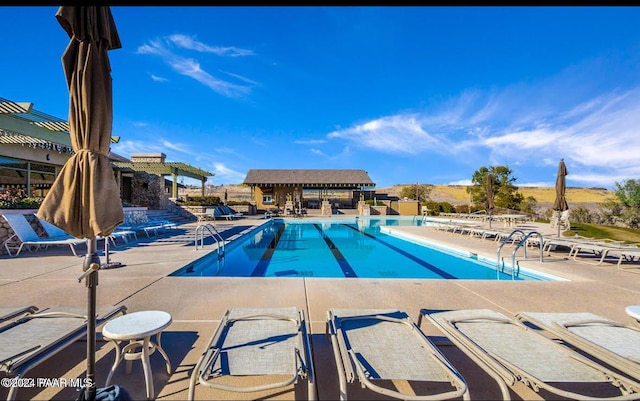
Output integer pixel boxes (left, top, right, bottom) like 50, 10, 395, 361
170, 217, 559, 281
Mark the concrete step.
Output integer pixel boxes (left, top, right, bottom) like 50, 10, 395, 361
146, 209, 194, 225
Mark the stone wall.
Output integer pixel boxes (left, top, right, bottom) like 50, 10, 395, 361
0, 211, 48, 255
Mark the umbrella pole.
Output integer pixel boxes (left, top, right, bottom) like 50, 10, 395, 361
82, 238, 101, 401
101, 237, 123, 269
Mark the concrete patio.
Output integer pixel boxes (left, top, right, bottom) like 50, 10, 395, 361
1, 214, 639, 400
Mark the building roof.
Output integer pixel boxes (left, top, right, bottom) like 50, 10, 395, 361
243, 169, 375, 188
113, 161, 214, 182
0, 96, 120, 147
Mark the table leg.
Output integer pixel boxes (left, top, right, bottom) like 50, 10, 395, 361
105, 340, 123, 387
155, 331, 172, 374
141, 336, 154, 400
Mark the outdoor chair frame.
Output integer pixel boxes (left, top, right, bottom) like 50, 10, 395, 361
188, 307, 316, 400
419, 308, 640, 401
1, 214, 85, 257
0, 304, 127, 401
327, 308, 469, 401
515, 311, 640, 382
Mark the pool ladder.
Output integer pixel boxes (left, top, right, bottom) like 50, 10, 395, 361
195, 223, 225, 258
496, 229, 544, 279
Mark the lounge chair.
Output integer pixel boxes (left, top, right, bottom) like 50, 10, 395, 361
419, 308, 640, 400
1, 214, 85, 257
617, 248, 640, 269
35, 216, 132, 247
0, 304, 127, 401
219, 205, 244, 219
213, 206, 240, 221
515, 311, 640, 382
188, 307, 315, 400
118, 216, 176, 238
0, 306, 38, 323
327, 308, 469, 400
194, 208, 216, 222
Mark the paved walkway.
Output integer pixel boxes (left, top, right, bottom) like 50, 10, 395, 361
1, 215, 639, 400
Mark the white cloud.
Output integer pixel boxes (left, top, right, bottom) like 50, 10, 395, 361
327, 115, 447, 155
448, 179, 472, 186
211, 162, 246, 185
294, 139, 327, 145
310, 148, 327, 156
168, 34, 255, 57
326, 78, 640, 188
137, 35, 255, 98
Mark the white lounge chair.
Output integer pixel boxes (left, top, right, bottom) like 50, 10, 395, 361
219, 205, 244, 219
188, 307, 315, 400
213, 206, 240, 221
617, 248, 640, 269
1, 214, 85, 257
419, 308, 640, 400
515, 311, 640, 382
327, 308, 469, 400
0, 304, 127, 401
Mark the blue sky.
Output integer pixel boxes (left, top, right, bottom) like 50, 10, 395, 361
3, 6, 640, 189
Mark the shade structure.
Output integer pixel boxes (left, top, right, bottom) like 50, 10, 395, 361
552, 159, 569, 237
485, 173, 495, 228
36, 6, 124, 400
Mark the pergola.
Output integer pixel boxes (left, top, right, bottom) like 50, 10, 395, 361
112, 161, 213, 198
1, 97, 213, 199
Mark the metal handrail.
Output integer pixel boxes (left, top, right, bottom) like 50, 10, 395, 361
509, 231, 544, 279
195, 223, 225, 257
496, 229, 526, 279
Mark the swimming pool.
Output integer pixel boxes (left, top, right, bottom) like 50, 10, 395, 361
170, 217, 561, 280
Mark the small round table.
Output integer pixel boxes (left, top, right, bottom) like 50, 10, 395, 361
102, 310, 173, 400
625, 305, 640, 323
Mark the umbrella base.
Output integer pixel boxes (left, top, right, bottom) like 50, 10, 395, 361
101, 262, 124, 269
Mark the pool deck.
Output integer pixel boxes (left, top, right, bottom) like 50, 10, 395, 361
1, 214, 639, 400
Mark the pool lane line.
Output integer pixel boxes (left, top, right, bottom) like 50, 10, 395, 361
343, 224, 457, 279
250, 221, 286, 277
313, 224, 358, 278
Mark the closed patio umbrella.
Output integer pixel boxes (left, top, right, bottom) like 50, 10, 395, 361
485, 173, 495, 229
552, 159, 569, 237
36, 6, 124, 400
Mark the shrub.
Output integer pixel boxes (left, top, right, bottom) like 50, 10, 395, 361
176, 196, 221, 206
0, 188, 44, 209
227, 200, 250, 206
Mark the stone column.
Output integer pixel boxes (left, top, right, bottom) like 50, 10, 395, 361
321, 201, 332, 216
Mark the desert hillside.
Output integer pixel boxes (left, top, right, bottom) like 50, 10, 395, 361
185, 184, 613, 211
376, 185, 612, 205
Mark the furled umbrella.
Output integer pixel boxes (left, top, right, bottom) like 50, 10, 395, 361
552, 159, 569, 237
36, 6, 124, 400
485, 173, 495, 229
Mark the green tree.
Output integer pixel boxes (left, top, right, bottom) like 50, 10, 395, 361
597, 198, 623, 225
613, 179, 640, 228
569, 206, 593, 224
399, 184, 433, 203
466, 165, 526, 211
520, 196, 538, 215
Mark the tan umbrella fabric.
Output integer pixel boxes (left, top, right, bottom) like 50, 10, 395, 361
553, 159, 569, 212
37, 6, 124, 239
35, 7, 125, 400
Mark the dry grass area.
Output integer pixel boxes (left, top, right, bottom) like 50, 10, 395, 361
184, 184, 614, 209
378, 185, 614, 209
